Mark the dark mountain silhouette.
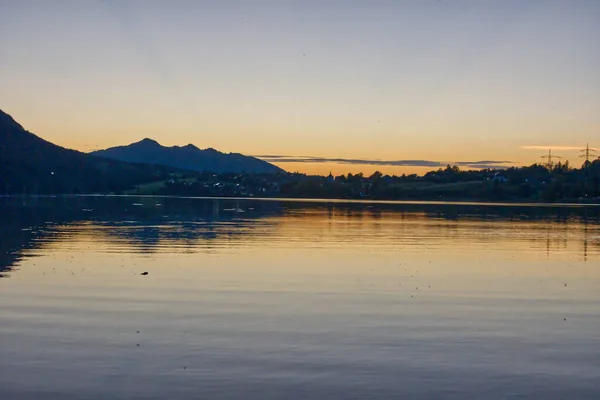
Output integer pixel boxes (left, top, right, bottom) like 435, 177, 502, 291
90, 139, 284, 174
0, 109, 177, 194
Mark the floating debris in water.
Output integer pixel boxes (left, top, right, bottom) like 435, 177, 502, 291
140, 272, 149, 276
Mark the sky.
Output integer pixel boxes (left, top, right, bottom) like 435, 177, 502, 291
1, 0, 599, 175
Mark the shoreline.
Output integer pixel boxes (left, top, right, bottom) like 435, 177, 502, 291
3, 193, 600, 207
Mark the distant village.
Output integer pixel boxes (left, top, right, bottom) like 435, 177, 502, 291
142, 153, 600, 203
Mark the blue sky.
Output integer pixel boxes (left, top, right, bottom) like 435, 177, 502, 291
1, 0, 598, 174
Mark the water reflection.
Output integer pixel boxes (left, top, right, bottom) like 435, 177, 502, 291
1, 196, 600, 399
1, 196, 599, 278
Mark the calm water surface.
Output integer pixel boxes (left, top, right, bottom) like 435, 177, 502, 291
1, 196, 599, 399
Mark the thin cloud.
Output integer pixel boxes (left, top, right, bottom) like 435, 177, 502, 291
521, 145, 584, 151
255, 155, 513, 169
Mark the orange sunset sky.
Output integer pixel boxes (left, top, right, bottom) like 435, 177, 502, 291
1, 1, 598, 175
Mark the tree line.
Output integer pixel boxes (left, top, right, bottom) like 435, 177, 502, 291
153, 159, 600, 203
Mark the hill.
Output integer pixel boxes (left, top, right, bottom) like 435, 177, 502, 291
0, 109, 177, 194
90, 139, 284, 174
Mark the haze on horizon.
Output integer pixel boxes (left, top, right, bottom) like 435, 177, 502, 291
1, 0, 599, 175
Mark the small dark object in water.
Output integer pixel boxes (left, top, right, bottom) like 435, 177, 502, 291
141, 272, 149, 276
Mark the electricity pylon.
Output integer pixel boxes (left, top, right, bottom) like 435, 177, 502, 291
541, 149, 561, 170
579, 143, 597, 166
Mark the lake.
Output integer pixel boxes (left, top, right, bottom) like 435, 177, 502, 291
1, 196, 599, 399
